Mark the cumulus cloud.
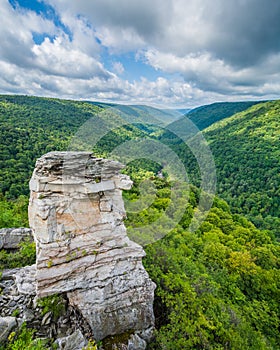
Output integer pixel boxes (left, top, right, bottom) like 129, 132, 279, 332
0, 0, 57, 67
0, 57, 211, 107
45, 0, 172, 50
32, 36, 111, 79
45, 0, 280, 65
144, 50, 278, 94
0, 0, 280, 107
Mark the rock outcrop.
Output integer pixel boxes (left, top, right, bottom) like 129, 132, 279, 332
0, 267, 93, 347
28, 152, 155, 343
0, 228, 33, 250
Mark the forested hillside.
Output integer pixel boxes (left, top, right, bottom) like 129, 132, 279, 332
203, 101, 280, 236
0, 95, 167, 228
132, 179, 280, 349
171, 101, 260, 131
0, 95, 97, 199
161, 100, 280, 237
0, 95, 160, 200
0, 95, 279, 349
122, 169, 280, 349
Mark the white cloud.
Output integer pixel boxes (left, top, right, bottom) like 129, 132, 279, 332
0, 0, 57, 66
44, 0, 280, 64
144, 49, 280, 97
31, 36, 110, 79
96, 26, 146, 53
0, 0, 280, 107
112, 62, 124, 75
45, 0, 171, 51
0, 58, 212, 108
55, 11, 101, 57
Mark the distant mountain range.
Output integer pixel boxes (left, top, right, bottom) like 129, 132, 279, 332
0, 95, 279, 237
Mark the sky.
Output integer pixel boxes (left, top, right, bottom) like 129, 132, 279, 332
0, 0, 280, 108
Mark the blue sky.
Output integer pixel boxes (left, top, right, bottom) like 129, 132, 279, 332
0, 0, 280, 108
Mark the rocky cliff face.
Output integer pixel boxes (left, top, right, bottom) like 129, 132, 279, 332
28, 152, 155, 343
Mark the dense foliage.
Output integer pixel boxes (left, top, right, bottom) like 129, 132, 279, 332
0, 95, 154, 231
171, 101, 260, 131
144, 199, 279, 349
203, 101, 280, 237
0, 95, 279, 349
0, 194, 28, 228
160, 100, 280, 237
0, 323, 46, 350
0, 95, 103, 199
0, 239, 36, 271
122, 169, 280, 349
0, 95, 157, 224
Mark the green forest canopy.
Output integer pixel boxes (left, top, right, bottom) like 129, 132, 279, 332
161, 100, 280, 237
186, 101, 261, 130
0, 95, 279, 349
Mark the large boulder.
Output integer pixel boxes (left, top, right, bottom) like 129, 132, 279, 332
54, 329, 87, 350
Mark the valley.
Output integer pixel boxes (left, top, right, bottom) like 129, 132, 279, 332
0, 95, 279, 349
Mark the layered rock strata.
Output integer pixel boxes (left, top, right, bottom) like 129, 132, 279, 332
28, 152, 155, 342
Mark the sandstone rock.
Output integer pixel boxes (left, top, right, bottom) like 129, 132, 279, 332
128, 334, 147, 350
0, 316, 17, 343
137, 327, 155, 342
41, 311, 52, 326
1, 268, 22, 281
22, 309, 35, 322
54, 329, 87, 350
0, 228, 33, 250
0, 267, 93, 344
13, 265, 36, 295
29, 152, 155, 343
